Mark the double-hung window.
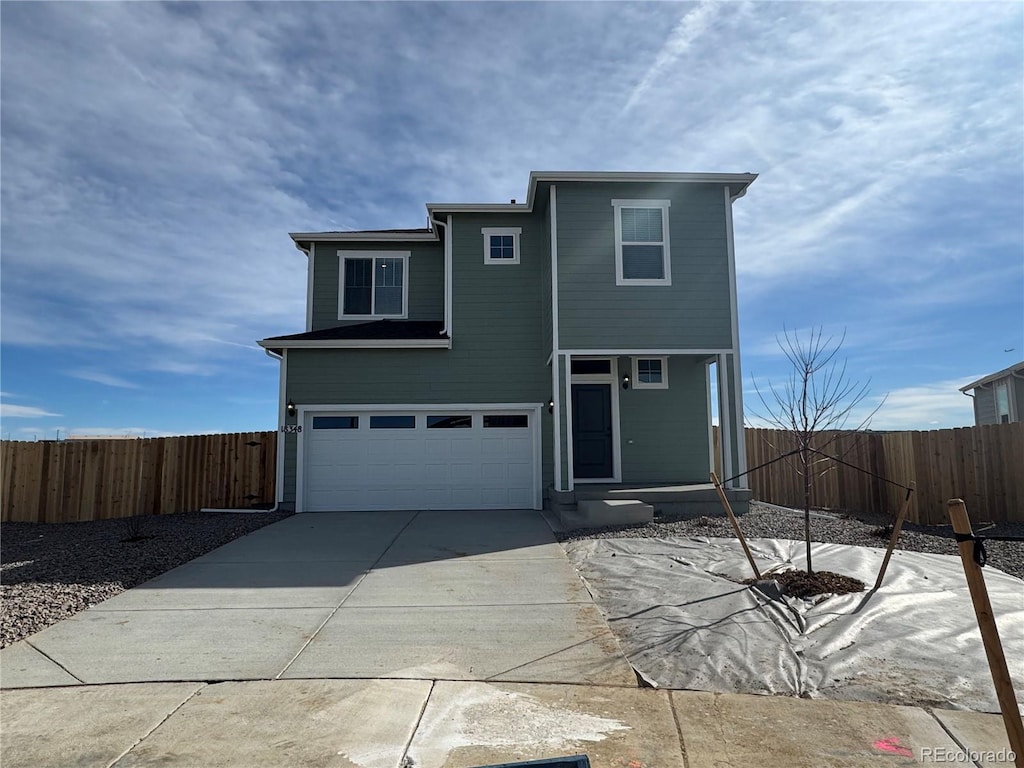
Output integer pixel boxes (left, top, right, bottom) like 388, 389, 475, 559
339, 251, 408, 318
481, 227, 521, 265
612, 199, 671, 285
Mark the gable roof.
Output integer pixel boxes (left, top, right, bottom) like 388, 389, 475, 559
960, 361, 1024, 392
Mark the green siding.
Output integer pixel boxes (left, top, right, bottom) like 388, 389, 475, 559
283, 212, 552, 504
310, 242, 443, 331
556, 182, 734, 350
619, 356, 711, 483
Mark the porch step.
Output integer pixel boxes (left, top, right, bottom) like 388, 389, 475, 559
565, 499, 654, 530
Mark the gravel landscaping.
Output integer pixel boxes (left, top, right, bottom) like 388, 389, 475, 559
1, 510, 292, 648
556, 501, 1024, 581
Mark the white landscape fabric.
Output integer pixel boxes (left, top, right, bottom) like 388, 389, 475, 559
565, 537, 1024, 712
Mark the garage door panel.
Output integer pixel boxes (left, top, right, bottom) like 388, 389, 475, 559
449, 439, 478, 460
480, 463, 507, 482
304, 409, 537, 512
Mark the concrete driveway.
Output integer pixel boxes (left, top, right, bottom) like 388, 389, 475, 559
1, 510, 635, 688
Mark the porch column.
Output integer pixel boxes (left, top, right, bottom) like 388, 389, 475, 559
562, 353, 575, 491
717, 353, 748, 490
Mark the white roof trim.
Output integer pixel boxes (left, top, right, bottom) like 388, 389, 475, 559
258, 338, 450, 350
289, 232, 438, 244
960, 361, 1024, 392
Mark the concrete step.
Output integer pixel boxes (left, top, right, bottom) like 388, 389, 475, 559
563, 499, 654, 530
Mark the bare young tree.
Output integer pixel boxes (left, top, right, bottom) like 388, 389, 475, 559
750, 327, 884, 573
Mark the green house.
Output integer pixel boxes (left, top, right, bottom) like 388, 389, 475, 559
259, 171, 756, 517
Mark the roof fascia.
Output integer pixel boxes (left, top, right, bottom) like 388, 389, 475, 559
959, 362, 1024, 392
258, 338, 451, 351
289, 231, 439, 245
425, 171, 758, 218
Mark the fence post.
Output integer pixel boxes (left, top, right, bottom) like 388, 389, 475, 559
948, 498, 1024, 766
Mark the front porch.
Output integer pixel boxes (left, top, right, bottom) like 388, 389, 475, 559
546, 482, 753, 531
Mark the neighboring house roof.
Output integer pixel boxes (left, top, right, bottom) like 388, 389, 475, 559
960, 361, 1024, 392
259, 321, 449, 353
289, 170, 758, 247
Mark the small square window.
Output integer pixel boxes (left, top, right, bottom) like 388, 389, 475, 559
632, 357, 668, 389
481, 228, 521, 264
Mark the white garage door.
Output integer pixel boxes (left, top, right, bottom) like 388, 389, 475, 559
302, 408, 539, 511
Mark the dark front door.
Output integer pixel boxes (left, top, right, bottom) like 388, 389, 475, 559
572, 384, 613, 479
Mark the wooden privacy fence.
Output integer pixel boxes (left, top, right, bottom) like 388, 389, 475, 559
736, 423, 1024, 525
1, 432, 276, 524
3, 424, 1021, 525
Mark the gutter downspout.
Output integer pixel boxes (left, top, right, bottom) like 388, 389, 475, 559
203, 347, 287, 514
432, 216, 454, 340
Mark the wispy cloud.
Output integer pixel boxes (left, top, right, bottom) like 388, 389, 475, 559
1, 404, 61, 419
862, 378, 976, 430
66, 370, 139, 389
623, 0, 723, 113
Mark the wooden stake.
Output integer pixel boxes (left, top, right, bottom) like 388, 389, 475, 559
873, 481, 916, 590
710, 472, 762, 580
948, 498, 1024, 767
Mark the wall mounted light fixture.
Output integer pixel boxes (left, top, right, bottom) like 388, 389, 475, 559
622, 375, 630, 390
286, 400, 297, 418
547, 399, 554, 414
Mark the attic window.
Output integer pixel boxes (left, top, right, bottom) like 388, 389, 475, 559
482, 227, 521, 265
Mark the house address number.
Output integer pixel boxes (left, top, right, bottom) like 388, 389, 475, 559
280, 425, 303, 433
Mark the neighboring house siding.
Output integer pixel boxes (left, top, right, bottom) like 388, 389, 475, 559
619, 356, 710, 483
1015, 379, 1024, 423
973, 386, 998, 425
310, 242, 444, 330
556, 182, 733, 350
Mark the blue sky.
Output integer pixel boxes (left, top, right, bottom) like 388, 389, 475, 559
1, 1, 1021, 439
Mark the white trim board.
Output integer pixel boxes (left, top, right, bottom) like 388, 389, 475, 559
258, 339, 450, 350
558, 348, 732, 356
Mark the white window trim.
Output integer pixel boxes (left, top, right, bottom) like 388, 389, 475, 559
481, 227, 522, 265
337, 250, 410, 319
632, 356, 669, 389
612, 199, 672, 286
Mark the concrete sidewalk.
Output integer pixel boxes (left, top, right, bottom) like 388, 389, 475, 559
1, 510, 634, 688
2, 678, 1018, 767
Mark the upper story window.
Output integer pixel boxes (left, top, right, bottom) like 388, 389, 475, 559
612, 199, 671, 286
338, 251, 408, 318
482, 227, 521, 265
